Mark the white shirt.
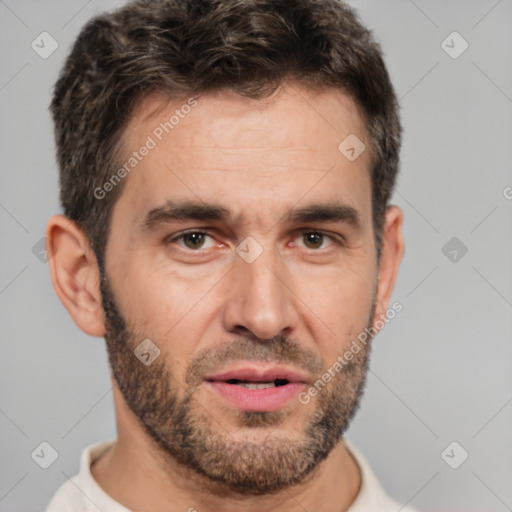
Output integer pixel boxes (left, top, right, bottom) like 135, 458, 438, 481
46, 439, 418, 511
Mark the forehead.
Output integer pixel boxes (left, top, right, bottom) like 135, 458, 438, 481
126, 84, 369, 151
114, 83, 372, 226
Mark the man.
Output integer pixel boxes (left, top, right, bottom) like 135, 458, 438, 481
45, 0, 412, 510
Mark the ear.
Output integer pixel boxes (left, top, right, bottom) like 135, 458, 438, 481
372, 205, 404, 328
46, 214, 105, 337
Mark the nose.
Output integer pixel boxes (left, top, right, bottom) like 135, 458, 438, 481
221, 244, 298, 341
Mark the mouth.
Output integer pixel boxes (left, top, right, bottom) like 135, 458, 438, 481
223, 378, 290, 389
203, 366, 309, 412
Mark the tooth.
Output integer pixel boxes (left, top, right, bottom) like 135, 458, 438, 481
235, 382, 276, 389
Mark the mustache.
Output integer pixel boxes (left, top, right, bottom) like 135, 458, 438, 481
185, 335, 324, 386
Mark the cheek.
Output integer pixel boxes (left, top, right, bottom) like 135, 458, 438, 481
115, 263, 221, 351
290, 260, 376, 355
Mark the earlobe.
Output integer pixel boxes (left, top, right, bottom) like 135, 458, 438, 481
373, 205, 404, 328
46, 214, 105, 337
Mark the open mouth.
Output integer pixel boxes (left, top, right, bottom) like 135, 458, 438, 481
224, 378, 290, 389
203, 367, 307, 411
205, 378, 304, 411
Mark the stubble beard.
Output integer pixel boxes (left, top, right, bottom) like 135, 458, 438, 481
99, 273, 374, 495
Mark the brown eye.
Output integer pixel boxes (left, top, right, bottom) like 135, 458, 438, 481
303, 232, 324, 249
182, 232, 207, 249
168, 231, 216, 250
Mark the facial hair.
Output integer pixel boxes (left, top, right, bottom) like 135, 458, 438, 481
99, 273, 375, 495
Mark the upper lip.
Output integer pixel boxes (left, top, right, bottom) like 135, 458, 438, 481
204, 364, 310, 384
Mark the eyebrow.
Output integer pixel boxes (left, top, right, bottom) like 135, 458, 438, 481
141, 201, 233, 230
140, 199, 361, 231
287, 203, 361, 228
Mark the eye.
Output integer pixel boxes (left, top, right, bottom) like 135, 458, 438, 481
169, 230, 217, 250
294, 231, 337, 250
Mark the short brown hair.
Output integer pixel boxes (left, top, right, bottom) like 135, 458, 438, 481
50, 0, 401, 267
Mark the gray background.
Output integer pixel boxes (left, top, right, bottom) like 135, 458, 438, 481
1, 0, 511, 510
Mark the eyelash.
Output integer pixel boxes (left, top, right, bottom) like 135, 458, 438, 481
166, 229, 343, 251
167, 230, 214, 250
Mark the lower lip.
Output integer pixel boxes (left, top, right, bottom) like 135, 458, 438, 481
205, 381, 306, 412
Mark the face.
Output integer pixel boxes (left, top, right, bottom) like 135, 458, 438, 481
101, 84, 379, 493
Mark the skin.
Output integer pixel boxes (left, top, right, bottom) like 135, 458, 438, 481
46, 82, 404, 512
